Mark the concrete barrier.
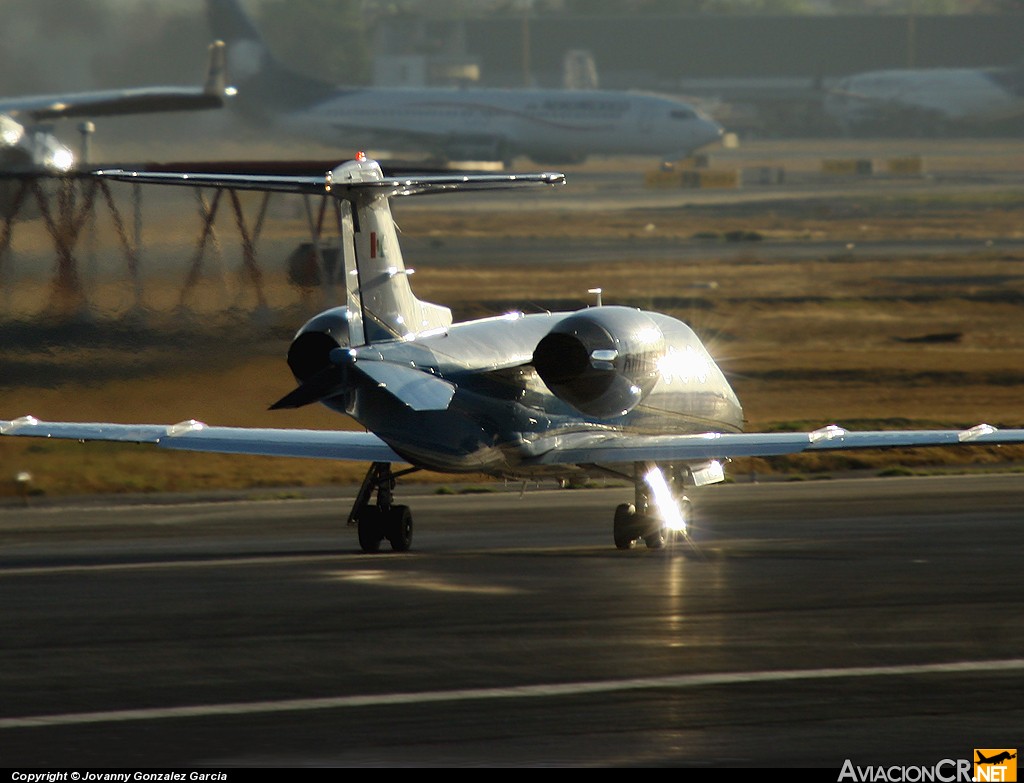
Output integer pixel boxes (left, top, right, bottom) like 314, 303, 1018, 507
821, 158, 874, 175
680, 169, 741, 188
886, 156, 926, 176
645, 167, 741, 188
745, 166, 786, 185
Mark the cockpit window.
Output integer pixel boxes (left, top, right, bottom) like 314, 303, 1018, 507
670, 109, 696, 120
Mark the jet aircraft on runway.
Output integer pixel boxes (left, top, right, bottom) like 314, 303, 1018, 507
4, 154, 1024, 553
206, 0, 722, 165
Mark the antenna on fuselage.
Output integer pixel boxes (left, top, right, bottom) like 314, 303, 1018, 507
588, 287, 603, 307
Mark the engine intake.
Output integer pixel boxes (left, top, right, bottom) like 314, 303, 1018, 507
532, 306, 665, 418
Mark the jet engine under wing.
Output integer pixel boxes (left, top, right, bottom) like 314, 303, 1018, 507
525, 424, 1024, 465
0, 417, 405, 463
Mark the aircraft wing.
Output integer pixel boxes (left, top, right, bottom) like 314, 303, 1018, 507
0, 417, 405, 463
526, 424, 1024, 465
6, 418, 1022, 468
0, 41, 226, 122
0, 88, 222, 122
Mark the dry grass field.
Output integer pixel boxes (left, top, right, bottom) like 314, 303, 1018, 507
3, 140, 1024, 496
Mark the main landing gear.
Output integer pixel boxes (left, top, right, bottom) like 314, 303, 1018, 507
348, 462, 418, 553
612, 463, 693, 550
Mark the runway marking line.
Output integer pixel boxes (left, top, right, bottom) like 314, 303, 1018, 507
2, 658, 1023, 730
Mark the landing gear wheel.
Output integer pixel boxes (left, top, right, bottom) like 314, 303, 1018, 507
385, 505, 413, 552
644, 521, 666, 550
613, 503, 638, 550
349, 462, 420, 553
674, 497, 694, 543
357, 508, 384, 553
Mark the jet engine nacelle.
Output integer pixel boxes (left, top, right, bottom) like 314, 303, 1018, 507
0, 116, 75, 175
532, 306, 665, 419
1, 115, 76, 220
285, 306, 354, 382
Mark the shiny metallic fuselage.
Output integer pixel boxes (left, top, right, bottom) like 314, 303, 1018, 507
321, 309, 743, 476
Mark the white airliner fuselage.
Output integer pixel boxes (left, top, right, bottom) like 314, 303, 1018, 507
275, 87, 720, 164
210, 0, 722, 164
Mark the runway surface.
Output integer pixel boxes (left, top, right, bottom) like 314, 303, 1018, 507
1, 474, 1022, 768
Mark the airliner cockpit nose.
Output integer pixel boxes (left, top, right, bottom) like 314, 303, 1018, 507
659, 108, 725, 165
673, 102, 724, 145
703, 116, 725, 143
689, 113, 725, 154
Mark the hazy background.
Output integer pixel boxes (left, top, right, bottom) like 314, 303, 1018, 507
3, 0, 1024, 157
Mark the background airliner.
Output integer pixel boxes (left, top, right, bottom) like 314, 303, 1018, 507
824, 62, 1024, 134
207, 0, 723, 165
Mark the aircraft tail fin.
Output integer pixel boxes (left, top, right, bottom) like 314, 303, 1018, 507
331, 156, 451, 344
203, 40, 227, 98
325, 156, 564, 345
206, 0, 337, 116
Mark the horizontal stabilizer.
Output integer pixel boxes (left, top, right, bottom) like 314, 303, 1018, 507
92, 167, 564, 201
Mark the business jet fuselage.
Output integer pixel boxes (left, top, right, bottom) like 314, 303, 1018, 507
286, 306, 743, 477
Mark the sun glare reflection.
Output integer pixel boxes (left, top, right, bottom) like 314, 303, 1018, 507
50, 147, 75, 172
667, 556, 687, 643
329, 570, 525, 595
643, 466, 686, 534
656, 345, 711, 385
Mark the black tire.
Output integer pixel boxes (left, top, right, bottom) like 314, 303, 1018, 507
613, 503, 638, 550
385, 505, 413, 552
644, 521, 666, 549
357, 508, 384, 553
675, 497, 694, 543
